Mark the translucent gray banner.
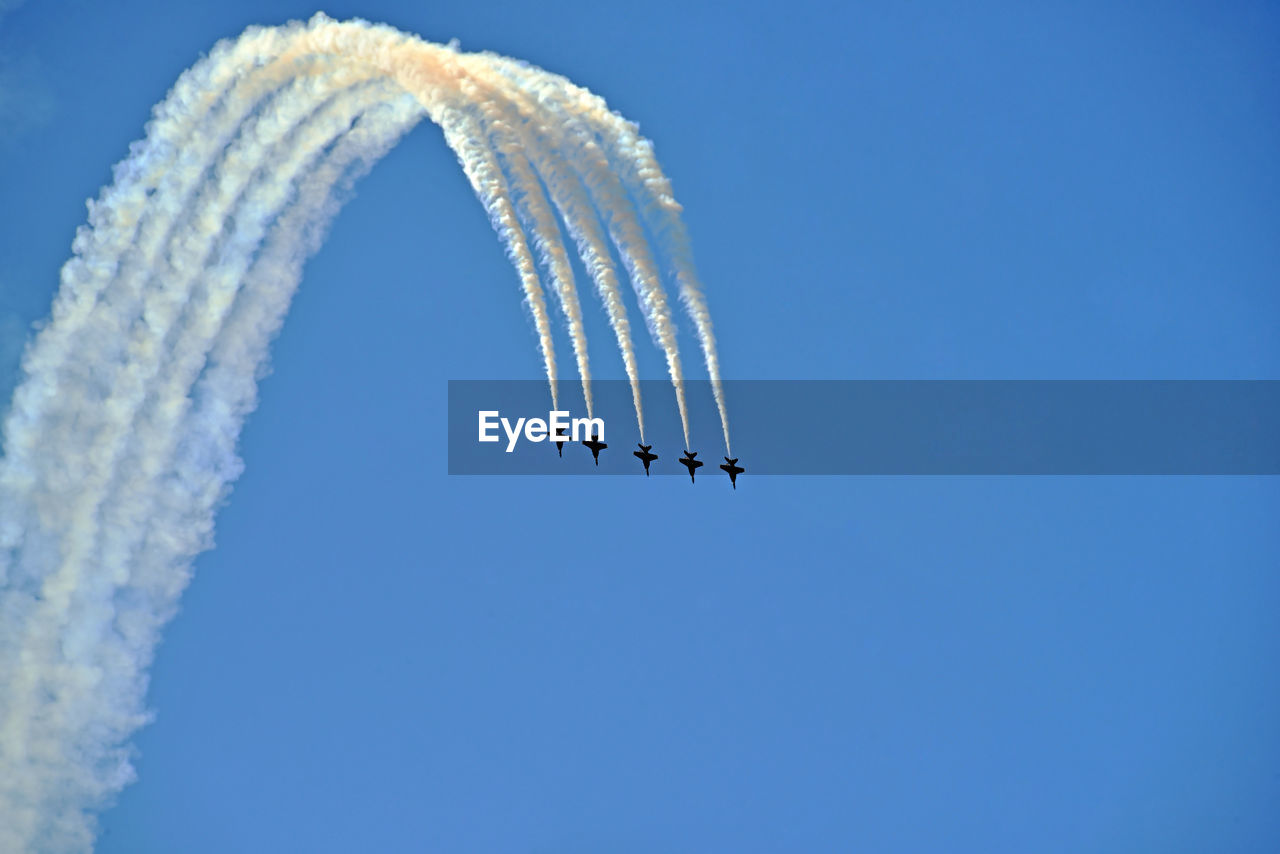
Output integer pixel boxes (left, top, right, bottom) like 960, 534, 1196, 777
447, 381, 1280, 475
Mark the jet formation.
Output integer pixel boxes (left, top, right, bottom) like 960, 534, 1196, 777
581, 431, 607, 465
677, 450, 704, 483
633, 443, 658, 475
556, 434, 743, 487
719, 457, 744, 489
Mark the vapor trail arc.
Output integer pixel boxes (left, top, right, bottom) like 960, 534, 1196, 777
0, 15, 731, 852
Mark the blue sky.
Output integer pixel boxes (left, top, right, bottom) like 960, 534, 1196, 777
2, 1, 1278, 851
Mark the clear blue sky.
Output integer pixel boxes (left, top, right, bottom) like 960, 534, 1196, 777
2, 1, 1278, 851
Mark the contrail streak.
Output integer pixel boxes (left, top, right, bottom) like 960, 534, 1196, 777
463, 59, 652, 436
492, 60, 733, 452
486, 56, 700, 448
468, 78, 596, 418
0, 15, 729, 851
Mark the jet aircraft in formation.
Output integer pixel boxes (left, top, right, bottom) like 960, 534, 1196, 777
581, 431, 607, 465
633, 443, 658, 475
678, 450, 704, 483
719, 457, 744, 489
555, 435, 742, 486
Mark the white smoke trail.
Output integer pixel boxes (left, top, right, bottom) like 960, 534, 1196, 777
519, 121, 649, 439
474, 60, 651, 440
485, 56, 699, 448
0, 67, 411, 751
431, 87, 562, 409
0, 70, 423, 854
493, 61, 732, 453
0, 15, 728, 851
569, 76, 732, 452
464, 76, 596, 418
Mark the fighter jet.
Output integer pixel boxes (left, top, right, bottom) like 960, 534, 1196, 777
719, 457, 744, 489
582, 431, 607, 465
677, 450, 703, 483
633, 443, 658, 476
554, 438, 565, 457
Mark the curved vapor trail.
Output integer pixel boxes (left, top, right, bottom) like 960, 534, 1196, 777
465, 75, 597, 419
493, 58, 733, 452
479, 59, 665, 441
0, 14, 730, 852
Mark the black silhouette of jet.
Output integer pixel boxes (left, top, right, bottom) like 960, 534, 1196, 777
678, 450, 703, 483
554, 437, 565, 457
582, 431, 607, 465
633, 443, 658, 475
719, 457, 744, 489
